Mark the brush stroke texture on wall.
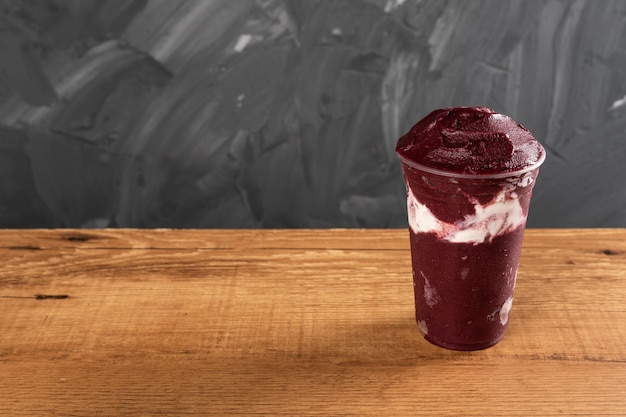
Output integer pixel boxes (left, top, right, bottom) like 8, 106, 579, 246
0, 0, 625, 228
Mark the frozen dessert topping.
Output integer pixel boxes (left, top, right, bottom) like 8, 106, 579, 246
396, 107, 545, 175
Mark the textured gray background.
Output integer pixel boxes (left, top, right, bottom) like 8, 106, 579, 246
1, 0, 624, 228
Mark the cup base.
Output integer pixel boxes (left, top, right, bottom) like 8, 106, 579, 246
421, 332, 505, 351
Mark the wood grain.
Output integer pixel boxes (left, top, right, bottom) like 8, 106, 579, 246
0, 229, 624, 416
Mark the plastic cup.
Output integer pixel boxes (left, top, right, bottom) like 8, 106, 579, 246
397, 153, 545, 350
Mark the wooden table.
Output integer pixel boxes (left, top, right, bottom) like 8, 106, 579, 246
0, 229, 624, 416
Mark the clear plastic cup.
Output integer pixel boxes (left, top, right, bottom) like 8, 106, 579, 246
397, 153, 545, 350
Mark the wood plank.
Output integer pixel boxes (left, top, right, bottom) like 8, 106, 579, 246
0, 229, 624, 416
0, 228, 411, 250
0, 359, 623, 416
1, 228, 624, 250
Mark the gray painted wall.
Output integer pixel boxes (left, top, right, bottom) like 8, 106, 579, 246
0, 0, 624, 228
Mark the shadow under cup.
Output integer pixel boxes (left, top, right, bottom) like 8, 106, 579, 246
398, 157, 544, 351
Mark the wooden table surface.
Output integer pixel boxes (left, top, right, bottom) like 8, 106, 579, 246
0, 229, 624, 416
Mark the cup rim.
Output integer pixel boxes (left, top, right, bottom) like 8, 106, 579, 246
397, 148, 546, 180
